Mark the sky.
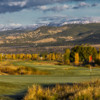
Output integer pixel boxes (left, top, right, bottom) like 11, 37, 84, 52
0, 0, 100, 27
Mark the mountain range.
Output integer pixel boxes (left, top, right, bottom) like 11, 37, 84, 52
0, 17, 100, 32
0, 22, 100, 53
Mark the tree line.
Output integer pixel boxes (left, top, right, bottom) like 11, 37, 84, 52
0, 45, 100, 66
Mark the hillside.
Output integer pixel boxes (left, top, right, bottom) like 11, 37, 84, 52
0, 23, 100, 53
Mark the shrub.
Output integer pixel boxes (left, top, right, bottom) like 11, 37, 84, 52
24, 80, 100, 100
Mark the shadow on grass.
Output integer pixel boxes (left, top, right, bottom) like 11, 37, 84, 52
3, 89, 27, 100
3, 83, 74, 100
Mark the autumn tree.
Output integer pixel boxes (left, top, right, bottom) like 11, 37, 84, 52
75, 53, 79, 65
0, 53, 2, 61
32, 54, 39, 60
46, 53, 52, 61
25, 54, 32, 60
52, 53, 56, 61
5, 54, 12, 59
89, 55, 92, 63
70, 45, 97, 63
19, 54, 24, 59
12, 54, 16, 60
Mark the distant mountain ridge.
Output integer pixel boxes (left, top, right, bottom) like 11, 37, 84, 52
0, 17, 100, 32
0, 23, 100, 48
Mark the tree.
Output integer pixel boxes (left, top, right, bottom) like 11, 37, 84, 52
12, 54, 16, 60
52, 53, 56, 61
64, 49, 70, 64
26, 54, 32, 60
89, 55, 92, 63
75, 53, 79, 65
5, 54, 12, 59
70, 45, 97, 63
47, 53, 52, 61
19, 54, 24, 59
95, 50, 100, 65
32, 54, 38, 60
0, 53, 2, 61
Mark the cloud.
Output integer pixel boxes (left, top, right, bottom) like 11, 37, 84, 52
37, 16, 100, 25
0, 0, 86, 13
36, 2, 99, 12
9, 23, 22, 27
91, 3, 98, 7
38, 15, 69, 24
0, 0, 99, 13
45, 5, 69, 12
8, 1, 27, 7
36, 5, 69, 12
73, 2, 98, 9
37, 6, 48, 10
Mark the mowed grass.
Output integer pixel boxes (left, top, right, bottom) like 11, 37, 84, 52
0, 60, 100, 100
12, 60, 100, 77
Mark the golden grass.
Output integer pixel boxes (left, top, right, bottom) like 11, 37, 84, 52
0, 61, 48, 75
24, 80, 100, 100
33, 38, 57, 43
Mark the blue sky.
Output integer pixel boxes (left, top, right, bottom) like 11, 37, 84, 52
0, 0, 100, 26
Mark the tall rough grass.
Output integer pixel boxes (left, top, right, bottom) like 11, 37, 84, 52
24, 80, 100, 100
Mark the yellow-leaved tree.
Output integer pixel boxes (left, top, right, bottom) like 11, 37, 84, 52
75, 53, 79, 65
0, 53, 2, 61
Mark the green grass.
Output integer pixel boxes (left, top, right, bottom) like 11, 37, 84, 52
12, 60, 100, 77
0, 60, 100, 100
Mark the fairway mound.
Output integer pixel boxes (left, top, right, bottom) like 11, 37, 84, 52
24, 80, 100, 100
0, 61, 48, 75
0, 66, 48, 75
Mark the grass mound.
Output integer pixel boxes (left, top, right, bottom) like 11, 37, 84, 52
24, 80, 100, 100
0, 66, 48, 75
0, 61, 48, 75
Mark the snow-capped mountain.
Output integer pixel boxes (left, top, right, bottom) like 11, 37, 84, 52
0, 17, 100, 31
0, 24, 40, 31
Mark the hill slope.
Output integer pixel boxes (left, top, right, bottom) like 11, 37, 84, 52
0, 23, 100, 53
